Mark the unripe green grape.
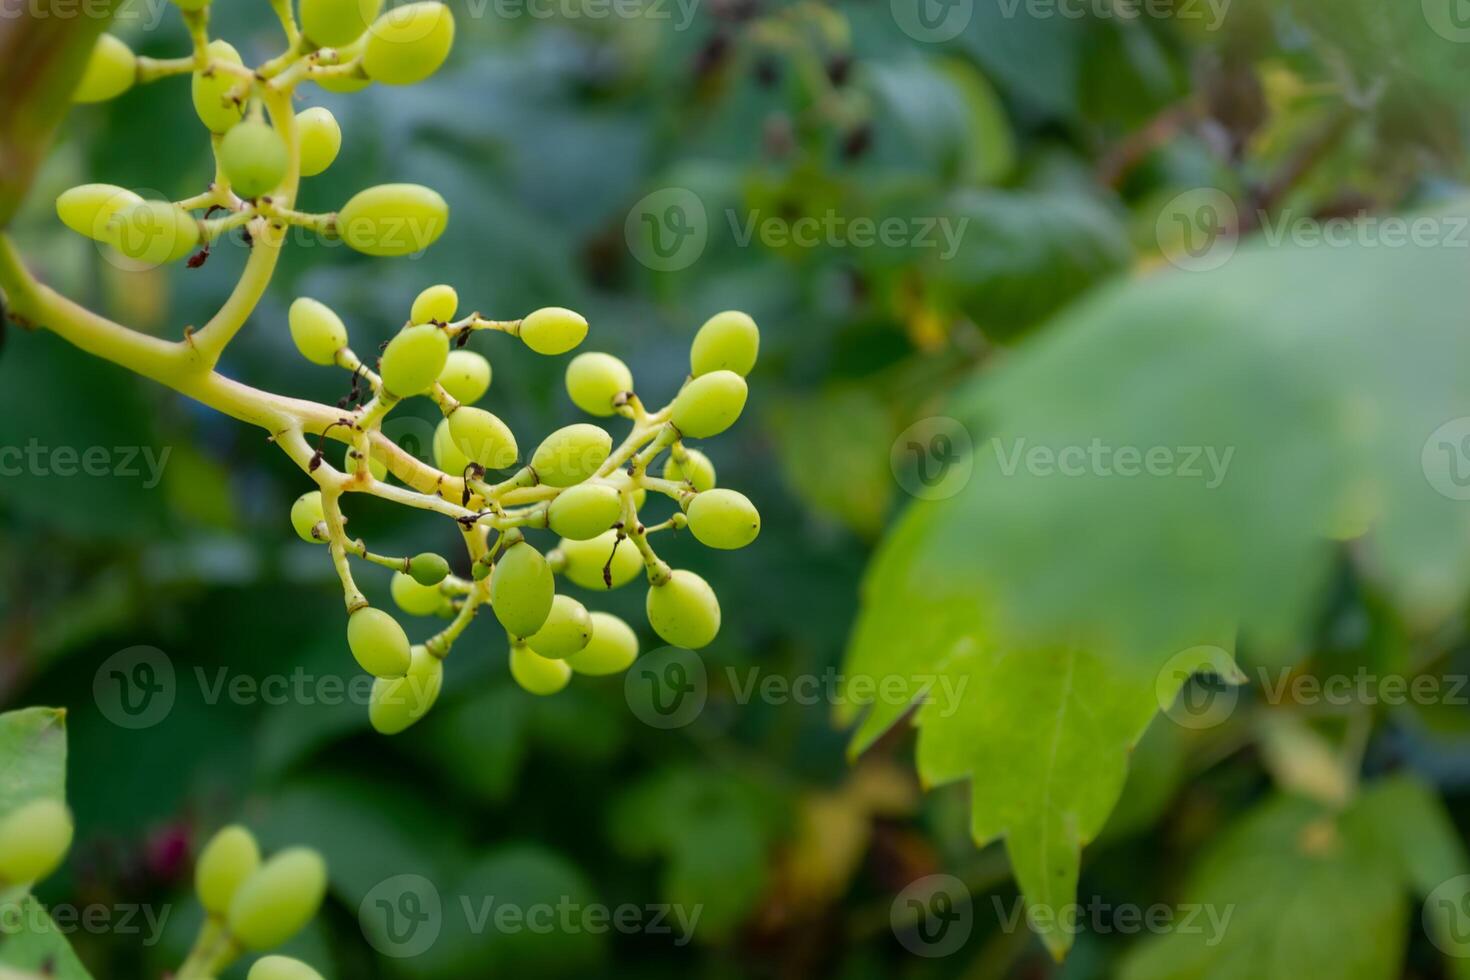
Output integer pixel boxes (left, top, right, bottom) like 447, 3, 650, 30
221, 121, 288, 199
565, 352, 631, 417
336, 183, 448, 256
564, 612, 638, 675
508, 641, 571, 695
670, 370, 748, 439
288, 297, 348, 365
301, 0, 381, 47
433, 418, 472, 475
438, 350, 490, 403
56, 184, 142, 243
526, 594, 593, 659
547, 482, 621, 540
344, 446, 388, 481
390, 571, 441, 616
107, 201, 200, 266
664, 448, 716, 491
520, 306, 587, 356
73, 34, 135, 104
411, 283, 458, 324
0, 799, 73, 885
646, 569, 721, 649
490, 542, 554, 637
346, 607, 412, 677
379, 323, 448, 397
226, 848, 327, 950
316, 38, 372, 93
449, 407, 518, 470
369, 644, 443, 734
192, 41, 246, 133
249, 956, 326, 980
290, 491, 327, 543
195, 825, 260, 916
530, 423, 611, 487
362, 2, 455, 86
687, 489, 760, 550
556, 530, 642, 590
296, 107, 342, 178
690, 310, 759, 377
408, 552, 450, 586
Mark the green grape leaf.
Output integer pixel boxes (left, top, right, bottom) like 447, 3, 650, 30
0, 708, 67, 818
0, 894, 93, 980
867, 55, 1015, 186
1120, 776, 1466, 980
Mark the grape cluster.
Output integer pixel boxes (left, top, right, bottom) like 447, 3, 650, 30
288, 294, 761, 724
59, 0, 457, 266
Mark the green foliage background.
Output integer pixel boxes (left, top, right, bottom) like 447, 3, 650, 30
3, 0, 1470, 976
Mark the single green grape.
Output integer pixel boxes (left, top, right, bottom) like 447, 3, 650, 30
73, 34, 135, 104
433, 417, 472, 475
490, 542, 554, 637
564, 352, 632, 417
288, 297, 348, 366
520, 307, 588, 355
249, 956, 326, 980
438, 350, 491, 403
547, 482, 621, 540
227, 848, 327, 950
646, 569, 721, 648
686, 489, 760, 550
346, 607, 412, 677
290, 491, 327, 543
411, 283, 458, 324
56, 184, 142, 244
449, 406, 518, 470
564, 612, 638, 675
408, 552, 450, 586
530, 423, 612, 487
526, 594, 593, 658
296, 107, 342, 178
369, 644, 443, 734
301, 0, 381, 47
690, 310, 759, 377
345, 446, 388, 481
316, 38, 372, 93
664, 448, 716, 491
336, 183, 448, 256
555, 530, 642, 590
221, 120, 288, 199
107, 201, 200, 266
390, 571, 441, 616
379, 323, 449, 397
192, 41, 247, 133
509, 641, 571, 695
671, 370, 748, 439
362, 2, 456, 86
195, 825, 261, 916
0, 798, 73, 885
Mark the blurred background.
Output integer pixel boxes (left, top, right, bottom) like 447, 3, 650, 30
4, 0, 1470, 976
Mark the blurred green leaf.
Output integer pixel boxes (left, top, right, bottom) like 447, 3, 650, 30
768, 385, 895, 537
0, 707, 66, 816
0, 894, 92, 980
